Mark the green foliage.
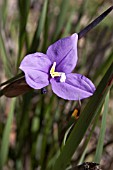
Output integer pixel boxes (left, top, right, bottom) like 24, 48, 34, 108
0, 99, 16, 169
94, 91, 110, 163
17, 0, 30, 67
29, 0, 48, 53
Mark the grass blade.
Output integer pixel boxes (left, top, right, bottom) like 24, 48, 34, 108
0, 98, 16, 169
0, 31, 12, 77
78, 6, 113, 39
0, 0, 8, 27
94, 91, 110, 163
78, 106, 102, 164
17, 0, 30, 67
93, 53, 113, 82
53, 0, 69, 41
0, 72, 24, 87
29, 0, 48, 53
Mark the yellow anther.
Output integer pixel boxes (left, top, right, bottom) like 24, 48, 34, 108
72, 109, 80, 119
50, 62, 56, 76
50, 62, 61, 78
50, 62, 66, 82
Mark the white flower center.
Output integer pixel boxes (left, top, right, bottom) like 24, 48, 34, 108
50, 62, 66, 83
60, 73, 66, 82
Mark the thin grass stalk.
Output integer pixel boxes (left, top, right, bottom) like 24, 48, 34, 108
0, 31, 12, 77
78, 106, 102, 164
29, 0, 48, 53
94, 91, 110, 163
53, 0, 69, 42
17, 0, 30, 67
0, 99, 16, 169
0, 0, 8, 27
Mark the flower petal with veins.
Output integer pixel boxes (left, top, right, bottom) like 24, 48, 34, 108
47, 33, 78, 73
50, 73, 95, 100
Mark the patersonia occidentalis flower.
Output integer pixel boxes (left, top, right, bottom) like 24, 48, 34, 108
19, 33, 95, 100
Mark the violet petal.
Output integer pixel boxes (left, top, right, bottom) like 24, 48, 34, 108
24, 70, 49, 89
66, 73, 96, 93
50, 73, 95, 100
19, 52, 52, 74
46, 33, 78, 73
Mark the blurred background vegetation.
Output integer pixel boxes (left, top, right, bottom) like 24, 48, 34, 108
0, 0, 113, 170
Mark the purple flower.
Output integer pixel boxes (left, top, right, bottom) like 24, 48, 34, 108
19, 33, 95, 100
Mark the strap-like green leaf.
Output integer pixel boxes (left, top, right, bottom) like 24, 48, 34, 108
0, 99, 16, 169
53, 0, 69, 42
17, 0, 30, 67
29, 0, 48, 53
94, 91, 110, 163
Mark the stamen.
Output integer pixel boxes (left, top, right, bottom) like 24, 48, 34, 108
60, 73, 66, 82
50, 62, 56, 74
50, 62, 66, 82
50, 62, 60, 78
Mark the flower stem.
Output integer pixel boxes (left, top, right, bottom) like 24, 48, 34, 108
78, 6, 113, 39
